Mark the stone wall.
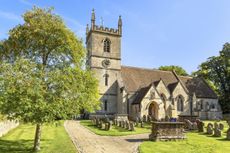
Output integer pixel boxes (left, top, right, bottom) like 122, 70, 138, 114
0, 120, 19, 137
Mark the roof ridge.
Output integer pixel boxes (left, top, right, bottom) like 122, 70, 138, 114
121, 65, 173, 73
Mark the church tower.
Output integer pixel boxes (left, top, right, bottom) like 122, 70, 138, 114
86, 9, 122, 114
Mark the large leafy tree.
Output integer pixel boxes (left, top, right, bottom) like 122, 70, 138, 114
158, 65, 188, 76
194, 43, 230, 113
0, 7, 100, 151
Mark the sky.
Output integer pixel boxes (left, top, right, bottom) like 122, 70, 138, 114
1, 0, 230, 74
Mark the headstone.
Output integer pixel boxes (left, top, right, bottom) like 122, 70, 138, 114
125, 121, 130, 130
196, 119, 204, 132
96, 118, 99, 126
147, 115, 152, 122
105, 122, 111, 131
121, 120, 125, 128
129, 122, 135, 131
143, 115, 147, 122
219, 123, 224, 130
118, 121, 121, 127
135, 119, 139, 127
214, 128, 221, 137
141, 121, 144, 128
213, 122, 221, 137
165, 115, 170, 122
207, 123, 214, 135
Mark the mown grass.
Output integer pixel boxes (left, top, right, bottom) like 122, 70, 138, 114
139, 120, 230, 153
80, 120, 151, 136
0, 121, 76, 153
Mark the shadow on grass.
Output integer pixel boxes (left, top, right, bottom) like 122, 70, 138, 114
0, 139, 34, 153
125, 138, 149, 143
0, 139, 52, 153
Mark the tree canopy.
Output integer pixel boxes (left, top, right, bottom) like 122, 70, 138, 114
158, 65, 188, 76
194, 43, 230, 113
0, 7, 100, 151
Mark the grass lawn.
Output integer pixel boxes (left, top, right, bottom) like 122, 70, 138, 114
80, 120, 151, 136
139, 120, 230, 153
0, 121, 76, 153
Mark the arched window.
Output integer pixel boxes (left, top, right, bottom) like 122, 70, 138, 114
103, 38, 111, 52
177, 95, 184, 111
104, 74, 109, 86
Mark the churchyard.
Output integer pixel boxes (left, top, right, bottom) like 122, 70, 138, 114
79, 116, 230, 153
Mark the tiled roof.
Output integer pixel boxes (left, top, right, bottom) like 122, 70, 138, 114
121, 66, 218, 104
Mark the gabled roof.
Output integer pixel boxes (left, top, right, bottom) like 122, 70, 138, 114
179, 76, 218, 99
121, 66, 178, 92
121, 66, 218, 100
132, 85, 151, 105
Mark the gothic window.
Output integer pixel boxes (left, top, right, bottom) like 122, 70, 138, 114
104, 74, 109, 86
103, 38, 111, 53
177, 95, 184, 111
104, 100, 107, 111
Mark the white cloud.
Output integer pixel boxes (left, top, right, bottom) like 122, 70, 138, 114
0, 10, 22, 22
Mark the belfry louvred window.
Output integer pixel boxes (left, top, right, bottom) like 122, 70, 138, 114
104, 38, 111, 52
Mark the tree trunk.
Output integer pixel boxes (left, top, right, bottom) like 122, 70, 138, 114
33, 123, 42, 151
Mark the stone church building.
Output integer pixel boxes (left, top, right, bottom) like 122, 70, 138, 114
86, 10, 222, 120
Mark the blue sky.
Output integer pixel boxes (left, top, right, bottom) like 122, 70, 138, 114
1, 0, 230, 74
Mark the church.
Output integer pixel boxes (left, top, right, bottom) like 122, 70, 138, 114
86, 10, 222, 120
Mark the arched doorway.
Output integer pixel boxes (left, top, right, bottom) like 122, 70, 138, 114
148, 102, 159, 120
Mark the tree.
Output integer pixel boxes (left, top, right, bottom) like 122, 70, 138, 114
194, 43, 230, 113
0, 7, 100, 151
158, 65, 188, 76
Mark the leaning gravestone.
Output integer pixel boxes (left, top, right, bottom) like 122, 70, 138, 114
196, 119, 204, 132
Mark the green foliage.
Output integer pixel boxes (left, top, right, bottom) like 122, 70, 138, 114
0, 121, 76, 153
0, 59, 100, 123
194, 43, 230, 113
0, 6, 100, 150
158, 65, 188, 76
80, 120, 151, 136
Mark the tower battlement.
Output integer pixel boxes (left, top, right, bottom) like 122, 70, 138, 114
86, 9, 122, 42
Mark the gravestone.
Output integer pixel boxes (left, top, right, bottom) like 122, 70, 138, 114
141, 121, 144, 128
165, 115, 170, 122
207, 123, 214, 135
130, 122, 135, 131
118, 121, 121, 127
184, 119, 193, 130
213, 122, 221, 137
105, 122, 111, 131
147, 115, 152, 122
143, 115, 147, 122
219, 123, 224, 130
125, 121, 130, 130
196, 119, 204, 132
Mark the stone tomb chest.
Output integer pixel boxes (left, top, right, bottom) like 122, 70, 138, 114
149, 122, 186, 141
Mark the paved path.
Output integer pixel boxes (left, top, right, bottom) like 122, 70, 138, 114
64, 120, 149, 153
